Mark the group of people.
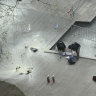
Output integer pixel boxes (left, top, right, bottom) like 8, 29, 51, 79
57, 41, 81, 64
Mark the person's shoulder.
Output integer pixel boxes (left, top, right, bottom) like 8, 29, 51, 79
68, 44, 73, 49
74, 42, 80, 46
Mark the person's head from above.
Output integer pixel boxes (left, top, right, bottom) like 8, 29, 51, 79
68, 45, 72, 49
58, 41, 62, 43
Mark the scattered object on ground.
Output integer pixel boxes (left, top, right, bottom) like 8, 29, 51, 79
16, 66, 21, 72
66, 56, 70, 60
30, 48, 38, 52
68, 57, 76, 65
67, 9, 71, 13
17, 0, 22, 1
62, 52, 66, 56
26, 70, 31, 75
93, 76, 96, 81
16, 67, 33, 75
52, 75, 55, 83
47, 75, 50, 84
54, 24, 58, 30
25, 46, 28, 48
19, 73, 24, 75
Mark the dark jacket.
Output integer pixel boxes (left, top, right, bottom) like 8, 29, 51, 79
57, 41, 66, 51
68, 42, 80, 51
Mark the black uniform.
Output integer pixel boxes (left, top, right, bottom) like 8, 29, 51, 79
68, 42, 80, 59
57, 41, 66, 52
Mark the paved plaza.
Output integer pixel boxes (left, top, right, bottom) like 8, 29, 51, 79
0, 0, 96, 96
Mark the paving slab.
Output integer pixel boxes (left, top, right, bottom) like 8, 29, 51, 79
75, 0, 96, 22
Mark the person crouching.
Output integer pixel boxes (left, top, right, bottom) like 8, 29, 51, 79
57, 41, 66, 56
68, 42, 81, 60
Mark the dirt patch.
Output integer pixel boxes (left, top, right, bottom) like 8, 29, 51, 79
0, 81, 25, 96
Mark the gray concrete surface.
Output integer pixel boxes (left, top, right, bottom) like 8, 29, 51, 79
75, 0, 96, 22
0, 51, 96, 96
0, 1, 74, 50
0, 0, 96, 96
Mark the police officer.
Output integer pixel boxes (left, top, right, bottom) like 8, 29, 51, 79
57, 41, 66, 56
68, 42, 80, 59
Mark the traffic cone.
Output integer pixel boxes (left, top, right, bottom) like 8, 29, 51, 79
47, 75, 50, 84
52, 75, 55, 83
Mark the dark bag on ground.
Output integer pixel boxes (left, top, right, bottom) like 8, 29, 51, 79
30, 48, 38, 52
68, 57, 76, 64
